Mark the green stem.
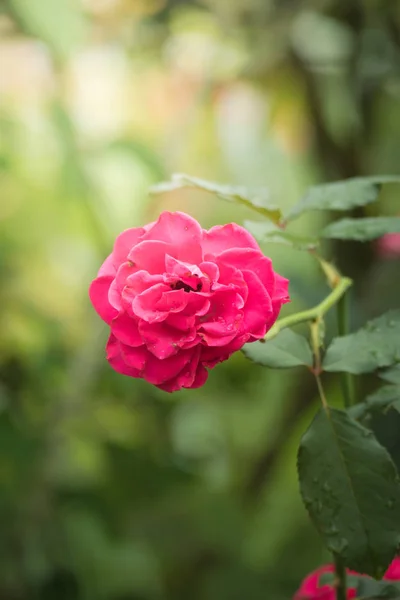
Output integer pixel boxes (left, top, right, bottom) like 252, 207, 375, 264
334, 554, 347, 600
264, 277, 353, 341
337, 292, 355, 408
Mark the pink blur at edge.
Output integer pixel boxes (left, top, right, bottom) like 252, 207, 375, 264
377, 232, 400, 258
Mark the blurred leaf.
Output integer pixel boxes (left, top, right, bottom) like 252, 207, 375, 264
107, 139, 165, 181
244, 220, 318, 250
322, 217, 400, 241
0, 413, 41, 504
242, 329, 313, 368
323, 310, 400, 374
151, 174, 282, 223
9, 0, 86, 59
286, 176, 400, 222
380, 365, 400, 385
63, 510, 161, 599
298, 407, 400, 576
291, 11, 354, 67
40, 570, 80, 600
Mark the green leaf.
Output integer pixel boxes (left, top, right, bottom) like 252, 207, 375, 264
323, 310, 400, 374
10, 0, 86, 59
298, 406, 400, 576
349, 385, 400, 421
319, 572, 359, 587
380, 365, 400, 385
286, 176, 400, 222
366, 386, 400, 411
322, 217, 400, 241
242, 329, 313, 368
357, 577, 400, 599
150, 174, 282, 224
244, 220, 318, 250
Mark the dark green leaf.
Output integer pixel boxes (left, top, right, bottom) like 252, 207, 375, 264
380, 365, 400, 385
10, 0, 85, 59
323, 310, 400, 374
349, 385, 400, 421
357, 576, 400, 599
150, 174, 282, 224
298, 407, 400, 576
244, 220, 318, 250
286, 176, 400, 222
322, 217, 400, 241
242, 329, 313, 368
319, 572, 359, 587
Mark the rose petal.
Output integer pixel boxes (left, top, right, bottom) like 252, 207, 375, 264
155, 289, 190, 313
190, 364, 209, 388
199, 289, 244, 346
98, 254, 116, 277
124, 270, 163, 296
111, 313, 143, 347
273, 272, 290, 305
156, 354, 208, 392
89, 276, 118, 324
120, 343, 149, 371
174, 346, 201, 389
217, 248, 275, 290
199, 261, 219, 285
112, 227, 145, 268
128, 240, 174, 274
143, 351, 193, 385
108, 279, 123, 311
203, 223, 259, 257
106, 335, 141, 377
139, 320, 197, 359
131, 283, 171, 323
141, 211, 203, 263
165, 255, 203, 278
241, 270, 273, 338
200, 333, 250, 367
182, 293, 210, 317
166, 313, 196, 331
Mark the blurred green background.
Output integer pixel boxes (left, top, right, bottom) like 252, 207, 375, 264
0, 1, 400, 598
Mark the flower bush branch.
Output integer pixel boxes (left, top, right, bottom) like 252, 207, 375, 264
89, 174, 400, 600
264, 276, 352, 342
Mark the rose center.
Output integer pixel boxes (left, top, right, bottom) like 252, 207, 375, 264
171, 280, 203, 293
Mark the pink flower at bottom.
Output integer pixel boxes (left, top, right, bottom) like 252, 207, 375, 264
376, 232, 400, 258
384, 557, 400, 581
89, 211, 289, 392
294, 565, 357, 600
294, 558, 400, 600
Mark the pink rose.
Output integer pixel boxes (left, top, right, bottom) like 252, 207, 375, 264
294, 558, 400, 599
89, 211, 289, 392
